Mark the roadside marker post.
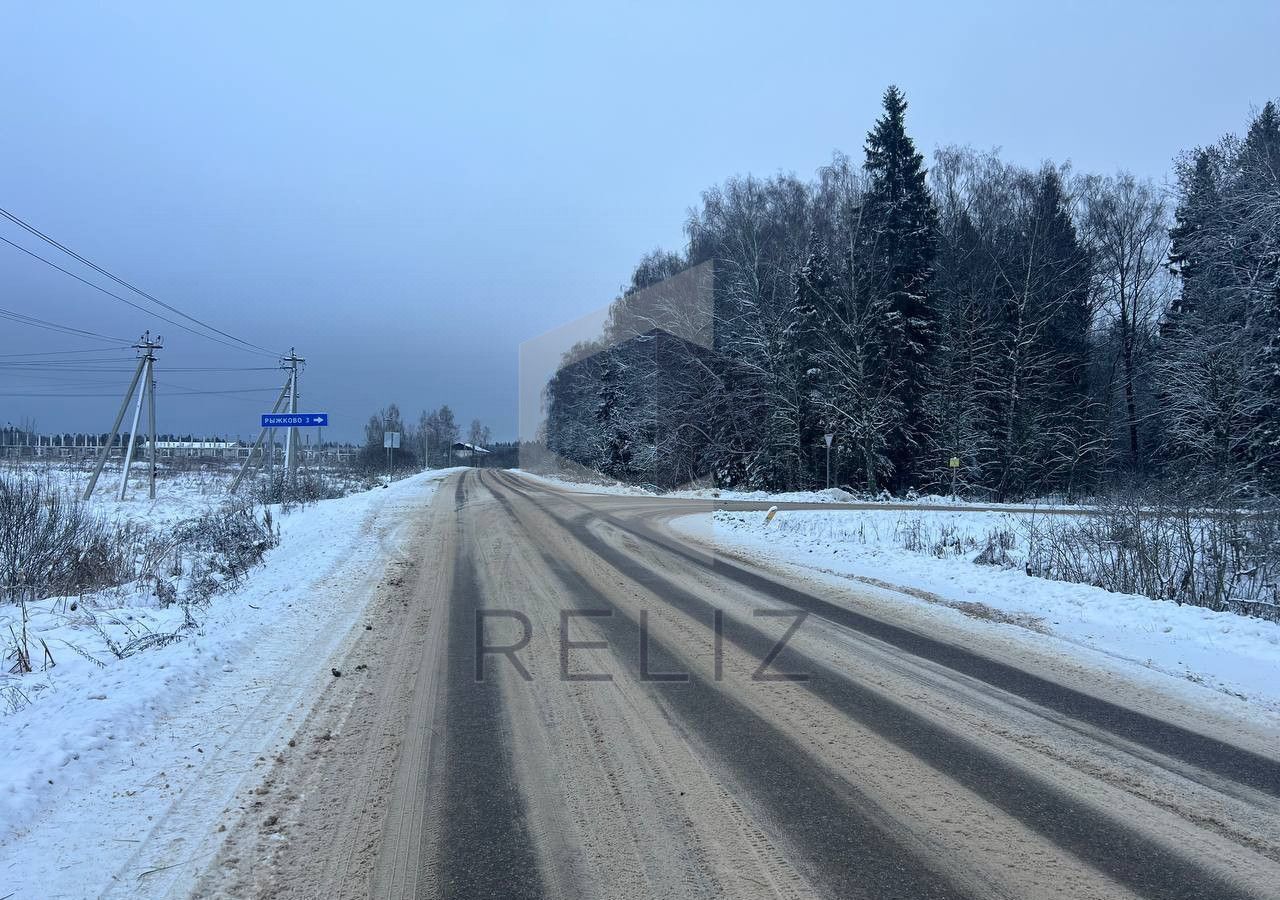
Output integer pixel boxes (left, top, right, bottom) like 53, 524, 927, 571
824, 433, 835, 490
384, 430, 401, 477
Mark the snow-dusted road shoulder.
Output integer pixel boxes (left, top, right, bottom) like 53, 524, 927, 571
672, 509, 1280, 731
0, 469, 461, 900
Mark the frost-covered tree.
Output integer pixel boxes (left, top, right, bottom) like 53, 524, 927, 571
1161, 102, 1280, 487
808, 154, 904, 491
1080, 173, 1170, 476
685, 173, 812, 488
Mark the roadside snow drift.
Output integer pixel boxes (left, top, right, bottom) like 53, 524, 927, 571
675, 508, 1280, 723
0, 469, 460, 898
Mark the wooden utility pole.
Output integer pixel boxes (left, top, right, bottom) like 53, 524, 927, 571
282, 348, 304, 481
82, 332, 162, 501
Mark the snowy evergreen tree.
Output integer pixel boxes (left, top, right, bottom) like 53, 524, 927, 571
1168, 149, 1222, 320
1255, 284, 1280, 484
924, 148, 998, 493
1239, 102, 1280, 484
859, 86, 939, 487
1162, 102, 1280, 486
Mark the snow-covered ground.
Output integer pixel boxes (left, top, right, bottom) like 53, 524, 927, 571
672, 507, 1280, 725
4, 460, 233, 528
513, 468, 1086, 509
0, 467, 462, 898
517, 469, 893, 502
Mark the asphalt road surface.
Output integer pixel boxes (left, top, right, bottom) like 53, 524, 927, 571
198, 469, 1280, 899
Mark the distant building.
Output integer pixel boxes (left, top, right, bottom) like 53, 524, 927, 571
451, 441, 491, 466
148, 439, 240, 454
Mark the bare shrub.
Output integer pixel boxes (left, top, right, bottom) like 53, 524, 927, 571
892, 515, 977, 558
174, 501, 280, 603
88, 614, 187, 660
252, 470, 351, 511
1021, 486, 1280, 620
898, 516, 927, 554
2, 470, 281, 617
974, 529, 1017, 567
930, 524, 976, 558
0, 473, 155, 600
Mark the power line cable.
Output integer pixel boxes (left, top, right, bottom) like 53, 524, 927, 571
0, 347, 133, 358
0, 304, 134, 343
0, 386, 278, 398
0, 355, 132, 363
164, 366, 281, 372
0, 391, 139, 398
154, 382, 280, 396
0, 235, 278, 358
0, 207, 281, 357
0, 362, 136, 371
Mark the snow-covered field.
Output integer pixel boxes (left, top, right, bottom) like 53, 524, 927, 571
673, 507, 1280, 725
5, 460, 235, 527
0, 466, 461, 897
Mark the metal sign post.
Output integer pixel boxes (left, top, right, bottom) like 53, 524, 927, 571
383, 430, 401, 476
949, 456, 961, 499
824, 433, 834, 490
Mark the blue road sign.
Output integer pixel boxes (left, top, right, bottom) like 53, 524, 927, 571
262, 413, 329, 428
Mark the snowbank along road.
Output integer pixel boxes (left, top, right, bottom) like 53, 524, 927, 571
198, 469, 1280, 899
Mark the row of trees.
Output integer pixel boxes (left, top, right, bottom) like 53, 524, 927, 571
360, 403, 492, 470
546, 88, 1280, 500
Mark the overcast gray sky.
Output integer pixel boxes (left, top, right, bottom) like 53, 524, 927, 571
2, 0, 1277, 442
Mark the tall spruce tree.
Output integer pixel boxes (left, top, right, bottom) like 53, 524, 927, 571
1032, 168, 1093, 442
1168, 149, 1221, 320
987, 168, 1095, 499
1162, 149, 1237, 475
924, 164, 996, 494
861, 85, 938, 488
1243, 101, 1280, 175
1241, 102, 1280, 483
